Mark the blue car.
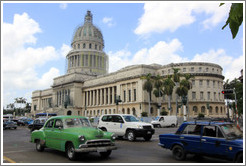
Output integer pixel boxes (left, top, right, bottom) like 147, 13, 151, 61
159, 120, 243, 162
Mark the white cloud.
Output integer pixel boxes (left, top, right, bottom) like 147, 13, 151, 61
60, 44, 71, 58
59, 3, 67, 10
191, 49, 243, 81
135, 2, 230, 35
108, 39, 186, 72
102, 17, 115, 27
2, 13, 65, 106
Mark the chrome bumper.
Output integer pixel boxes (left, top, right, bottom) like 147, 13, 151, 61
74, 145, 117, 153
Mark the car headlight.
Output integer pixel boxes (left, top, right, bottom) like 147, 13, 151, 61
137, 125, 143, 129
78, 135, 85, 142
111, 134, 116, 140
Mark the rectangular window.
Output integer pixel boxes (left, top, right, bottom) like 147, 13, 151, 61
200, 92, 204, 100
192, 92, 196, 100
123, 90, 126, 102
207, 92, 210, 100
191, 67, 194, 72
199, 80, 203, 86
192, 80, 195, 86
214, 92, 216, 100
199, 67, 202, 72
207, 80, 209, 87
183, 68, 186, 72
134, 89, 137, 101
213, 81, 215, 87
128, 90, 131, 102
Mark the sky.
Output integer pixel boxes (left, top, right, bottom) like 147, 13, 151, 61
1, 1, 244, 108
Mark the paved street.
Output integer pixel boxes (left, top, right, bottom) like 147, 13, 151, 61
3, 126, 230, 163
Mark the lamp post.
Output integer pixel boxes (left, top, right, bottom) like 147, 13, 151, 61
182, 96, 187, 122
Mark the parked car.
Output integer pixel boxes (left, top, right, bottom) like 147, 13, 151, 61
28, 118, 47, 132
151, 116, 177, 128
3, 121, 17, 130
158, 120, 243, 162
30, 116, 117, 160
12, 119, 25, 126
98, 114, 155, 141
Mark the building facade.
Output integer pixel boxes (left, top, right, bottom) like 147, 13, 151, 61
31, 11, 226, 118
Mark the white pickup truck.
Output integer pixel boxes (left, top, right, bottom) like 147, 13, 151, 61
151, 116, 177, 128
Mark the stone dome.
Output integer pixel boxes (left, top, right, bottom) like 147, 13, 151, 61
72, 10, 104, 48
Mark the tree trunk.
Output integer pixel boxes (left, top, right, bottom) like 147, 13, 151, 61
148, 92, 151, 117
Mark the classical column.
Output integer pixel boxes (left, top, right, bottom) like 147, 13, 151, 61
104, 88, 107, 105
112, 86, 115, 104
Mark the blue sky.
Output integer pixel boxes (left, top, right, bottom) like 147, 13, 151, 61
2, 1, 244, 107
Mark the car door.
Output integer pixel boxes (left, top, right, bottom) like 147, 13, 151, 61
43, 119, 55, 148
200, 125, 227, 156
50, 119, 64, 150
111, 115, 124, 136
179, 124, 202, 153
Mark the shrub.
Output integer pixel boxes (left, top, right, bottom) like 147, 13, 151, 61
141, 112, 148, 117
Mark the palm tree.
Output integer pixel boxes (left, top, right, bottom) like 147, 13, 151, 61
172, 68, 181, 117
176, 73, 193, 121
141, 73, 153, 116
163, 75, 175, 113
153, 74, 164, 116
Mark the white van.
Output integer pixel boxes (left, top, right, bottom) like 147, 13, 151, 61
98, 114, 155, 141
151, 116, 177, 128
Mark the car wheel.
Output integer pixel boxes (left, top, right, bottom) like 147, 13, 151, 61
36, 140, 44, 152
144, 135, 152, 141
127, 130, 135, 141
66, 143, 77, 161
157, 124, 161, 128
235, 153, 243, 163
100, 150, 112, 158
14, 127, 17, 129
101, 127, 107, 132
172, 145, 186, 161
171, 124, 175, 127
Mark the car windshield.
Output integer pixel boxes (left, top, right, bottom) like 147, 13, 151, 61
154, 117, 160, 121
220, 124, 243, 139
64, 118, 92, 128
123, 115, 139, 122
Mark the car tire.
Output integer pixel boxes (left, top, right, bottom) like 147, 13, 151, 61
157, 124, 161, 128
171, 124, 175, 127
172, 145, 186, 161
101, 127, 107, 132
144, 135, 152, 141
36, 140, 44, 152
235, 153, 243, 163
126, 130, 135, 141
100, 150, 112, 158
14, 127, 17, 129
66, 143, 77, 161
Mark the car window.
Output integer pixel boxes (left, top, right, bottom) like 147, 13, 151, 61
102, 115, 112, 122
54, 119, 63, 128
203, 126, 216, 137
159, 117, 164, 121
45, 119, 54, 128
122, 115, 139, 122
217, 127, 224, 138
182, 125, 201, 135
112, 116, 124, 123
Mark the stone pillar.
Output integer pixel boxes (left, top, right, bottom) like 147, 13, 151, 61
112, 86, 115, 104
104, 88, 107, 105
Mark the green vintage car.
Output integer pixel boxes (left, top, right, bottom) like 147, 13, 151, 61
30, 115, 117, 160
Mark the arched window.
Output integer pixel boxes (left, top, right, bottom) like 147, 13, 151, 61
83, 43, 86, 48
67, 110, 72, 115
201, 106, 206, 113
193, 106, 198, 114
127, 108, 130, 114
89, 43, 92, 49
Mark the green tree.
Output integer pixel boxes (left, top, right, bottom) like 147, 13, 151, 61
172, 68, 181, 116
221, 3, 243, 39
163, 75, 175, 112
153, 74, 164, 116
176, 74, 193, 121
141, 73, 153, 116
